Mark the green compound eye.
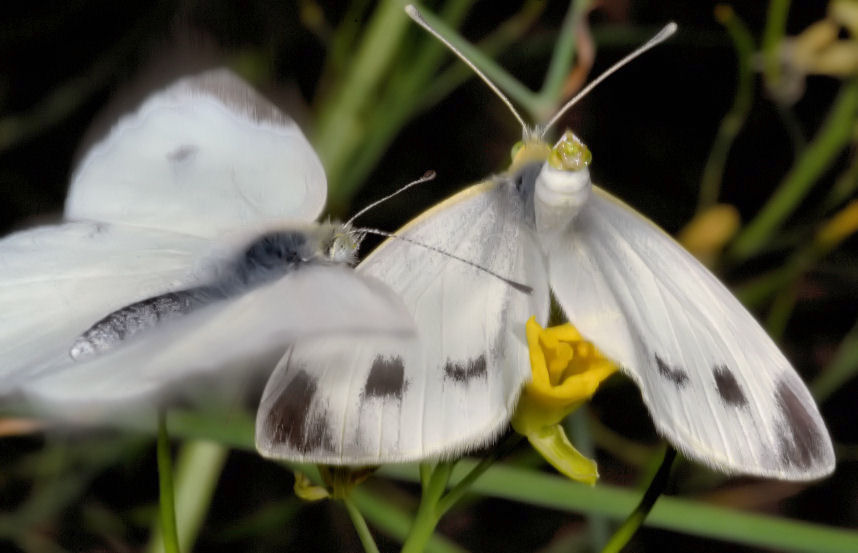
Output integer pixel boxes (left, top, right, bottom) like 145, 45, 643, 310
510, 140, 525, 161
548, 131, 592, 171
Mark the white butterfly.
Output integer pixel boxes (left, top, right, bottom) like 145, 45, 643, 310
0, 69, 413, 416
255, 9, 835, 481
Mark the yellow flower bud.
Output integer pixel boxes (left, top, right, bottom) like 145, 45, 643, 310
512, 317, 618, 485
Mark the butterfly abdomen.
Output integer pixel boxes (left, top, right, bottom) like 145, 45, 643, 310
69, 229, 333, 360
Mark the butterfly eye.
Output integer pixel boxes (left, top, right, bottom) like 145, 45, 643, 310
510, 140, 524, 161
548, 131, 592, 171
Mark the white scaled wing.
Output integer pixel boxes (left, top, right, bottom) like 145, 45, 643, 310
0, 221, 211, 391
66, 69, 327, 237
257, 181, 549, 463
545, 187, 835, 480
22, 264, 413, 413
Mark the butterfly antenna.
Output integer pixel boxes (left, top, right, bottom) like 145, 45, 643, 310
358, 226, 533, 294
405, 4, 529, 132
542, 22, 677, 135
346, 170, 436, 226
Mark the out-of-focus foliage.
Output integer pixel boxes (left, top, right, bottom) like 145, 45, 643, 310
0, 1, 856, 552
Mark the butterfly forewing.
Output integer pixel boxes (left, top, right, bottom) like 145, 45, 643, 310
544, 187, 835, 480
256, 180, 550, 463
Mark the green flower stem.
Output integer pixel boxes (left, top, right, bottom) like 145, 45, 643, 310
350, 487, 466, 553
312, 0, 412, 202
437, 434, 523, 514
413, 0, 583, 122
761, 0, 791, 94
401, 461, 454, 553
728, 77, 858, 264
156, 412, 180, 553
325, 0, 472, 211
698, 6, 755, 211
599, 447, 677, 553
146, 441, 228, 553
538, 0, 590, 117
342, 495, 380, 553
380, 461, 858, 553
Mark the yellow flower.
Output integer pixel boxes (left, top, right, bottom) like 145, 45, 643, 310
512, 317, 618, 485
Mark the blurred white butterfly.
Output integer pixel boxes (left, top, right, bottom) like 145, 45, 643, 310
255, 6, 835, 481
0, 69, 413, 416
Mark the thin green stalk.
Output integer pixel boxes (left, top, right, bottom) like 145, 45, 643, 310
401, 462, 454, 553
350, 486, 467, 553
728, 77, 858, 263
325, 0, 472, 210
568, 410, 610, 550
761, 0, 791, 93
538, 0, 589, 116
147, 441, 228, 553
600, 447, 677, 553
698, 6, 755, 211
313, 0, 413, 199
342, 496, 380, 553
380, 461, 858, 553
437, 434, 523, 515
156, 412, 180, 553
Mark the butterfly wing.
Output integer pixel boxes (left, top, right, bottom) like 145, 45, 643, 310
544, 187, 835, 480
0, 221, 212, 390
66, 69, 327, 237
256, 180, 550, 463
21, 263, 413, 414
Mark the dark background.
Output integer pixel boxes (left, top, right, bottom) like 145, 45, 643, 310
0, 1, 855, 552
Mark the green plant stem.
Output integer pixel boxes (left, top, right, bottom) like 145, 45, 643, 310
536, 0, 588, 120
600, 447, 677, 553
146, 441, 228, 553
698, 6, 754, 211
401, 462, 454, 553
313, 0, 413, 199
342, 495, 380, 553
437, 434, 523, 514
350, 486, 467, 553
728, 77, 858, 263
156, 412, 180, 553
761, 0, 791, 93
380, 461, 858, 553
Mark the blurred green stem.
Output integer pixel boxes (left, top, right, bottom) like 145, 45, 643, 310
728, 77, 858, 263
698, 6, 754, 211
157, 412, 180, 553
147, 441, 228, 553
313, 0, 413, 205
342, 496, 380, 553
401, 461, 454, 553
761, 0, 791, 93
600, 447, 676, 553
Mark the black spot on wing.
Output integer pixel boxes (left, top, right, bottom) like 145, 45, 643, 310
167, 144, 198, 162
713, 365, 748, 407
654, 354, 689, 387
363, 355, 407, 400
775, 379, 827, 470
443, 355, 487, 383
264, 368, 332, 454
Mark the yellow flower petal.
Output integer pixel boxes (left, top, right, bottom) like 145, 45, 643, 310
526, 423, 599, 485
514, 317, 618, 484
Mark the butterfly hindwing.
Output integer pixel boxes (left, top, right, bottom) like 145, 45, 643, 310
544, 187, 835, 479
256, 180, 550, 463
66, 70, 327, 237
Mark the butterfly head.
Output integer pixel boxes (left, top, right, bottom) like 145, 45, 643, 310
322, 222, 364, 265
524, 131, 593, 234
